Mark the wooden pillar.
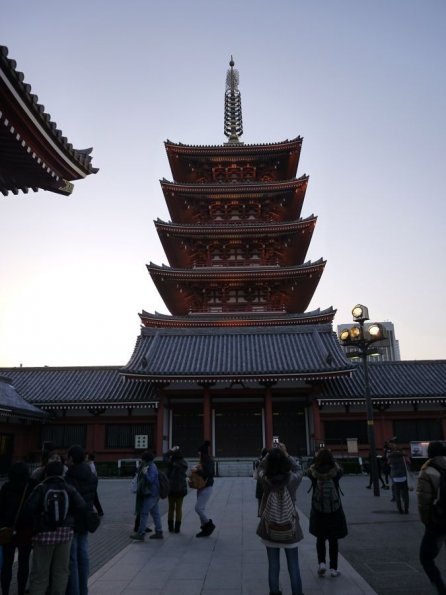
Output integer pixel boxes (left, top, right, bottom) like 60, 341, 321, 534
155, 397, 164, 457
264, 386, 273, 449
203, 386, 212, 451
312, 399, 322, 451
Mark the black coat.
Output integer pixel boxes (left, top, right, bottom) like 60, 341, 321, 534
307, 463, 348, 539
167, 458, 188, 496
65, 462, 98, 533
0, 480, 35, 545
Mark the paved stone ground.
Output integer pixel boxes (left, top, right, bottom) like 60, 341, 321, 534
5, 474, 446, 594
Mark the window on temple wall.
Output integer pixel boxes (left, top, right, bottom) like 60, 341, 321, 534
393, 419, 443, 442
212, 206, 224, 220
207, 288, 223, 311
324, 420, 368, 446
229, 206, 241, 220
41, 425, 87, 449
247, 205, 259, 220
251, 246, 261, 263
105, 423, 154, 449
228, 246, 244, 262
226, 288, 248, 306
210, 245, 222, 264
243, 166, 256, 181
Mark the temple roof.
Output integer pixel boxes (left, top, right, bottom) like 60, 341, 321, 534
318, 360, 446, 404
139, 307, 337, 328
0, 45, 98, 196
0, 366, 158, 410
0, 376, 47, 419
122, 324, 353, 383
154, 216, 316, 237
160, 176, 308, 195
165, 138, 302, 183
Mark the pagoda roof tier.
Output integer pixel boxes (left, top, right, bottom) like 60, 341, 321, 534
155, 216, 316, 268
161, 176, 308, 224
1, 366, 158, 410
122, 324, 353, 384
165, 137, 302, 183
0, 45, 98, 196
147, 260, 326, 316
139, 307, 336, 328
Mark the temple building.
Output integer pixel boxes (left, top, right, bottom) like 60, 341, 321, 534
1, 56, 446, 471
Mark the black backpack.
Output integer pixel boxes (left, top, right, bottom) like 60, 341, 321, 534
43, 480, 70, 529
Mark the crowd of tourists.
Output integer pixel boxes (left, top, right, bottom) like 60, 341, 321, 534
2, 438, 446, 595
0, 444, 102, 595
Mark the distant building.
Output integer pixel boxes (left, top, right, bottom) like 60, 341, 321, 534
337, 321, 401, 362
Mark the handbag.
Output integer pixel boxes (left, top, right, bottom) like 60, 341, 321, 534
0, 483, 28, 545
188, 471, 207, 490
85, 509, 101, 533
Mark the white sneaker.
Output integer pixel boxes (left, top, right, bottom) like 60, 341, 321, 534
318, 563, 326, 577
330, 568, 340, 577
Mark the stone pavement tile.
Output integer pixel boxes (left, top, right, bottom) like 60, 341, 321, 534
127, 568, 172, 589
88, 580, 129, 595
169, 562, 209, 580
160, 578, 204, 595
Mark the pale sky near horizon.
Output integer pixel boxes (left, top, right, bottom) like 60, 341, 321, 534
0, 0, 445, 367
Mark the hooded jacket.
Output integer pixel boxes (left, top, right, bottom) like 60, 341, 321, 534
167, 456, 188, 496
416, 455, 446, 525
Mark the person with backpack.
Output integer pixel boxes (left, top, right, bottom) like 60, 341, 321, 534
306, 448, 347, 578
166, 446, 188, 533
64, 444, 99, 595
25, 460, 85, 595
256, 446, 304, 595
0, 462, 35, 595
416, 440, 446, 594
130, 450, 163, 541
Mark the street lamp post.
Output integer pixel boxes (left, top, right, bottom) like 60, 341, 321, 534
339, 304, 387, 497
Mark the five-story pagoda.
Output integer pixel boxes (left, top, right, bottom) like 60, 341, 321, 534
122, 59, 352, 457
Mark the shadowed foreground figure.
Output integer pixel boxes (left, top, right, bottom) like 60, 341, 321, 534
417, 441, 446, 594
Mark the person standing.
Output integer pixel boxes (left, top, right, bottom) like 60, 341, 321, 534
194, 441, 216, 537
256, 447, 304, 595
130, 451, 163, 541
0, 462, 35, 595
86, 453, 104, 517
65, 445, 98, 595
416, 441, 446, 594
26, 461, 85, 595
307, 448, 348, 578
166, 446, 188, 533
388, 443, 410, 514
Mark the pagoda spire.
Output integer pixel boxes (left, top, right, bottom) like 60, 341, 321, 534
224, 56, 243, 145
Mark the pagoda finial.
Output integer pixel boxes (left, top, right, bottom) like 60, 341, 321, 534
224, 56, 243, 144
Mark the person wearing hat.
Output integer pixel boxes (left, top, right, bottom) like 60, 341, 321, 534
193, 441, 215, 537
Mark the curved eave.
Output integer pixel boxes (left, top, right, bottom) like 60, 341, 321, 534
155, 215, 317, 237
123, 370, 351, 384
139, 307, 337, 328
160, 175, 309, 195
36, 401, 159, 411
164, 137, 303, 155
0, 46, 97, 187
147, 260, 325, 281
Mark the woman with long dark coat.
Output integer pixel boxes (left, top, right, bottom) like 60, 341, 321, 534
166, 447, 188, 533
307, 448, 348, 578
0, 462, 35, 595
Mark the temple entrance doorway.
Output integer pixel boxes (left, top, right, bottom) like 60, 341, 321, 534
214, 405, 263, 457
272, 403, 307, 457
0, 432, 13, 475
171, 405, 203, 457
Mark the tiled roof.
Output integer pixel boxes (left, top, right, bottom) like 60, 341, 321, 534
164, 137, 302, 152
0, 45, 98, 196
0, 376, 47, 419
122, 324, 353, 383
319, 360, 446, 400
0, 367, 158, 410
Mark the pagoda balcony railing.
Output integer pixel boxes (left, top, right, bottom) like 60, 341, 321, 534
190, 304, 287, 314
192, 258, 282, 268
